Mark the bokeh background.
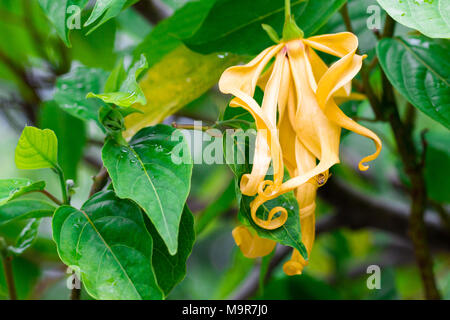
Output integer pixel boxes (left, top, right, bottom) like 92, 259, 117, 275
0, 0, 449, 300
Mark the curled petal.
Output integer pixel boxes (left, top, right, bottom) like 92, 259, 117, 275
249, 197, 288, 230
325, 100, 382, 171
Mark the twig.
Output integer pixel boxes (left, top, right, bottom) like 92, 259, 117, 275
0, 238, 17, 300
339, 3, 354, 34
89, 167, 109, 197
38, 190, 63, 206
419, 129, 429, 169
133, 0, 171, 24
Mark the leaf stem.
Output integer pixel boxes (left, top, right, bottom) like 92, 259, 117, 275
0, 238, 17, 300
38, 190, 62, 206
55, 166, 69, 205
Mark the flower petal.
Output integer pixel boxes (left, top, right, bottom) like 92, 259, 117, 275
232, 226, 276, 258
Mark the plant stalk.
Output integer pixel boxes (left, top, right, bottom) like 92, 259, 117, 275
0, 238, 17, 300
55, 166, 69, 205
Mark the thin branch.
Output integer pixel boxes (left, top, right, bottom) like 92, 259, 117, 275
339, 3, 354, 34
0, 238, 17, 300
89, 167, 109, 197
38, 190, 63, 206
133, 0, 171, 24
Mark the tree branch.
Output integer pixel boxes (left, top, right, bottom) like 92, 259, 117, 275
133, 0, 171, 24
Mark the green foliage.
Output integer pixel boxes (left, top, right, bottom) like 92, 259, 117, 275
0, 179, 45, 206
183, 0, 346, 55
38, 0, 134, 46
53, 191, 164, 300
87, 54, 148, 107
127, 0, 240, 132
377, 0, 450, 38
9, 219, 41, 255
0, 0, 448, 302
102, 124, 193, 254
53, 66, 109, 124
38, 0, 89, 46
0, 200, 55, 226
147, 206, 195, 296
15, 127, 58, 170
377, 36, 450, 129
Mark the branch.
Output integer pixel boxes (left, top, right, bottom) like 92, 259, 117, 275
0, 238, 17, 300
319, 179, 450, 252
133, 0, 171, 24
89, 167, 109, 197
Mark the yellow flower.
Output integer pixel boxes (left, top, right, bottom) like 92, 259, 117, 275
219, 32, 382, 275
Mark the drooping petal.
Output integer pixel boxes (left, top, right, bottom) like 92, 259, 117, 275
219, 44, 283, 98
304, 33, 381, 171
324, 100, 382, 171
232, 225, 276, 258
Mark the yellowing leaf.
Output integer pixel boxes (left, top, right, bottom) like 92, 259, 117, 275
15, 127, 58, 170
124, 46, 239, 138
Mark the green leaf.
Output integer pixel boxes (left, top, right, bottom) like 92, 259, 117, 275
146, 206, 195, 296
182, 0, 346, 55
87, 54, 148, 107
425, 132, 450, 203
102, 124, 193, 254
84, 0, 129, 34
39, 101, 87, 181
377, 0, 450, 38
225, 130, 307, 258
0, 200, 55, 226
53, 66, 109, 124
15, 127, 58, 170
377, 36, 450, 129
38, 0, 89, 46
125, 0, 239, 136
9, 219, 41, 255
52, 190, 163, 300
0, 179, 46, 206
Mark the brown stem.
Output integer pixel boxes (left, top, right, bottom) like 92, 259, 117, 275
367, 17, 440, 299
133, 0, 170, 24
38, 190, 62, 206
0, 238, 17, 300
71, 286, 81, 300
339, 3, 354, 34
89, 167, 109, 197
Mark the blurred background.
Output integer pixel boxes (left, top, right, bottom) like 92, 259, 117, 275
0, 0, 449, 300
